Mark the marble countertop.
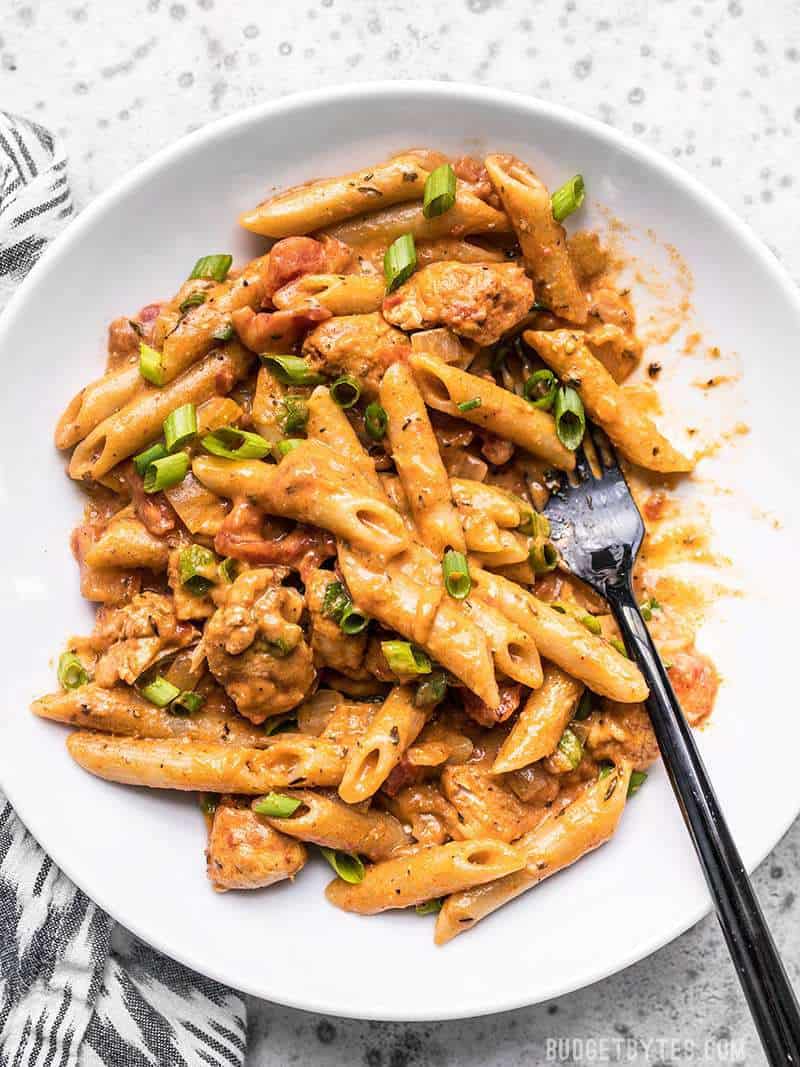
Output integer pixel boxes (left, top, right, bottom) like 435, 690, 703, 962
2, 1, 799, 1062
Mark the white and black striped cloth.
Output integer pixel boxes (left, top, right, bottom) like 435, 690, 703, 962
0, 111, 248, 1067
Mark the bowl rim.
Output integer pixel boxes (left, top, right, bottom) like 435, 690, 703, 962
3, 79, 800, 1021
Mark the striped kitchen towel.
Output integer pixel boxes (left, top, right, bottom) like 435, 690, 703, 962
0, 111, 248, 1067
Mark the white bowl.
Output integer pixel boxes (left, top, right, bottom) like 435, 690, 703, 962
2, 82, 799, 1022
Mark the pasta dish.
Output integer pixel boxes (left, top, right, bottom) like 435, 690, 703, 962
33, 149, 718, 942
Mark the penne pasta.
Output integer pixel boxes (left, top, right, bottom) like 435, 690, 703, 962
469, 528, 531, 568
66, 732, 347, 792
322, 188, 512, 248
435, 765, 631, 943
56, 362, 145, 450
325, 839, 526, 915
192, 442, 409, 561
84, 509, 169, 571
255, 789, 410, 860
306, 385, 385, 496
272, 273, 385, 316
240, 152, 439, 237
69, 343, 253, 480
208, 800, 307, 891
450, 478, 525, 530
415, 238, 508, 267
381, 362, 465, 556
469, 565, 649, 703
409, 353, 575, 472
492, 665, 584, 773
484, 154, 588, 324
524, 329, 694, 473
464, 597, 543, 690
338, 684, 427, 803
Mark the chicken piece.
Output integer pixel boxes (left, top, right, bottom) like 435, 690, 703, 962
667, 650, 719, 726
305, 568, 368, 678
383, 262, 534, 347
204, 568, 315, 723
461, 683, 522, 728
91, 592, 197, 687
584, 700, 660, 771
302, 312, 410, 399
384, 782, 465, 846
207, 798, 307, 891
262, 235, 353, 300
440, 762, 544, 843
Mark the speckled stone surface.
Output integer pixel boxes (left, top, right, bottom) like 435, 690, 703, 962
2, 1, 799, 1063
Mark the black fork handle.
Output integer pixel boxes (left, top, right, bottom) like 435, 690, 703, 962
606, 578, 800, 1065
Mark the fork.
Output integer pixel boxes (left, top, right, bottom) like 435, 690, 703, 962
544, 433, 800, 1065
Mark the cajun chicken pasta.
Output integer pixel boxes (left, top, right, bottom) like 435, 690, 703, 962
35, 150, 718, 942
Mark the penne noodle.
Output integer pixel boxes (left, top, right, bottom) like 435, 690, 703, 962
322, 188, 512, 248
409, 353, 575, 472
70, 343, 253, 481
524, 329, 694, 473
255, 789, 410, 861
469, 529, 531, 568
415, 238, 508, 267
193, 442, 408, 561
208, 800, 307, 891
435, 765, 631, 943
338, 685, 428, 803
56, 362, 145, 450
306, 385, 385, 496
338, 546, 499, 709
484, 154, 588, 324
381, 362, 465, 556
31, 684, 282, 747
84, 509, 169, 571
240, 152, 439, 237
492, 665, 584, 773
66, 732, 347, 792
251, 365, 291, 446
158, 255, 270, 382
464, 597, 543, 690
450, 478, 524, 530
272, 273, 385, 316
325, 838, 526, 915
469, 565, 648, 703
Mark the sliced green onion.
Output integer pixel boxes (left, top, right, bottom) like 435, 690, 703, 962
200, 793, 218, 817
442, 549, 471, 600
261, 637, 292, 658
179, 292, 206, 314
551, 174, 585, 223
457, 397, 482, 414
628, 770, 648, 797
163, 403, 197, 452
58, 651, 89, 690
422, 163, 457, 218
339, 604, 369, 635
263, 714, 298, 736
610, 637, 629, 658
557, 727, 583, 770
139, 674, 181, 708
273, 438, 304, 460
253, 792, 303, 818
415, 898, 443, 915
573, 690, 594, 721
189, 253, 232, 282
218, 557, 239, 584
598, 761, 615, 780
213, 322, 235, 343
580, 614, 602, 635
384, 233, 417, 292
554, 385, 586, 451
320, 847, 365, 884
322, 580, 350, 622
139, 342, 165, 386
330, 375, 361, 409
179, 544, 218, 595
523, 369, 558, 410
414, 670, 448, 708
364, 402, 388, 440
171, 690, 205, 716
202, 426, 271, 460
639, 596, 661, 622
133, 442, 168, 477
381, 640, 431, 676
261, 354, 326, 386
143, 452, 190, 493
278, 396, 309, 435
529, 540, 559, 574
518, 509, 550, 539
